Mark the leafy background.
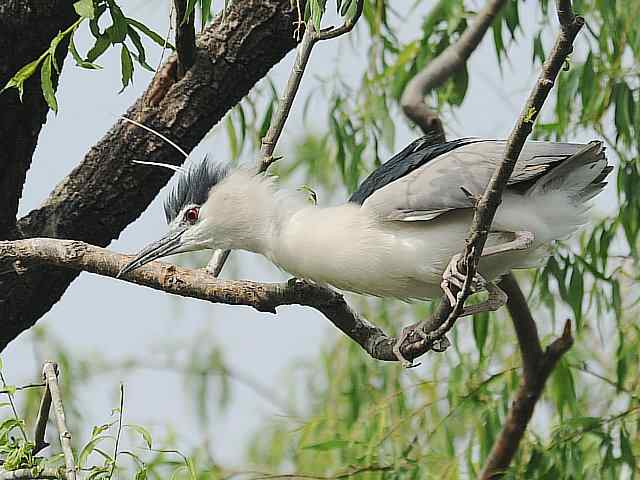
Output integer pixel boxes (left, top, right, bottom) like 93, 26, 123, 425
1, 0, 639, 478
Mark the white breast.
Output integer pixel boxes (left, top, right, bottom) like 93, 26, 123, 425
268, 191, 580, 300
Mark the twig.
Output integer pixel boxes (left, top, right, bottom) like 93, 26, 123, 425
401, 0, 508, 139
42, 362, 76, 480
107, 385, 124, 479
258, 0, 364, 172
33, 381, 52, 454
210, 0, 365, 277
0, 371, 28, 442
173, 0, 196, 78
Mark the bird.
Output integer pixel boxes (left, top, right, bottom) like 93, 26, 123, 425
119, 136, 611, 359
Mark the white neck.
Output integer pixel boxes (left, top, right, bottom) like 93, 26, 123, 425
202, 170, 308, 256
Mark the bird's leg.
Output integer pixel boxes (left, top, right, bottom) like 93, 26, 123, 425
393, 231, 533, 367
441, 256, 507, 317
479, 230, 534, 257
441, 230, 533, 315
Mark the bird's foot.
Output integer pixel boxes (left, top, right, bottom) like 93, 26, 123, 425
392, 323, 452, 368
441, 253, 486, 306
393, 323, 419, 368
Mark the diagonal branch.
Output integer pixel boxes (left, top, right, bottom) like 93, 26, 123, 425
499, 273, 543, 382
401, 0, 508, 140
395, 0, 584, 361
42, 362, 76, 480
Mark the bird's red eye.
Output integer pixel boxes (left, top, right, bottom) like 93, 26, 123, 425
184, 207, 199, 223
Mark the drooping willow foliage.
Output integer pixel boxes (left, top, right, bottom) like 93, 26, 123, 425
1, 0, 639, 478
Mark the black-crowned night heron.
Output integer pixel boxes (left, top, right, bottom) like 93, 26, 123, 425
120, 137, 610, 357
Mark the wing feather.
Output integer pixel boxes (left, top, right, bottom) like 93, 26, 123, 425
360, 139, 586, 222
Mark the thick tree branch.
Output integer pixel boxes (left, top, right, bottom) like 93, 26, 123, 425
173, 0, 196, 77
0, 0, 300, 351
499, 273, 543, 382
401, 0, 507, 139
479, 320, 573, 479
0, 238, 432, 362
0, 1, 76, 238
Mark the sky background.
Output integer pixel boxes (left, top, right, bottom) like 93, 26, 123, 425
2, 0, 615, 469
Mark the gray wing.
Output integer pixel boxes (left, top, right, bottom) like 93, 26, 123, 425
362, 140, 586, 221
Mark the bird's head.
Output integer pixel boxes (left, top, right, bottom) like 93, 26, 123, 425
118, 156, 229, 277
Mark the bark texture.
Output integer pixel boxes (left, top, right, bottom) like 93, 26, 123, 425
0, 0, 299, 350
0, 0, 76, 238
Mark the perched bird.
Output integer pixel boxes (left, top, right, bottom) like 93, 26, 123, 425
119, 137, 611, 340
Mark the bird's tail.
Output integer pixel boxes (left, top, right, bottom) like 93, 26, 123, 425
526, 140, 612, 202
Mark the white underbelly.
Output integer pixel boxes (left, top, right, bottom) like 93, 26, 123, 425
269, 199, 561, 300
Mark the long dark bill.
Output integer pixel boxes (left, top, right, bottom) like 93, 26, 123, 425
117, 226, 188, 278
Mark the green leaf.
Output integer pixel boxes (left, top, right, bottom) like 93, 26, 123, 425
258, 101, 274, 143
302, 439, 350, 451
125, 424, 152, 449
0, 418, 24, 438
74, 0, 95, 19
620, 427, 636, 470
78, 435, 111, 468
1, 57, 44, 100
200, 0, 213, 31
107, 1, 128, 43
120, 45, 134, 91
0, 385, 17, 395
86, 34, 111, 62
126, 18, 174, 50
226, 115, 239, 160
550, 359, 576, 417
127, 26, 153, 71
40, 56, 58, 112
69, 35, 102, 69
472, 311, 489, 358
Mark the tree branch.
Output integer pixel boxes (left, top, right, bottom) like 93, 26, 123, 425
0, 0, 300, 352
42, 362, 75, 480
401, 0, 507, 139
396, 0, 584, 359
173, 0, 196, 77
0, 238, 432, 362
499, 273, 543, 382
479, 320, 574, 479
